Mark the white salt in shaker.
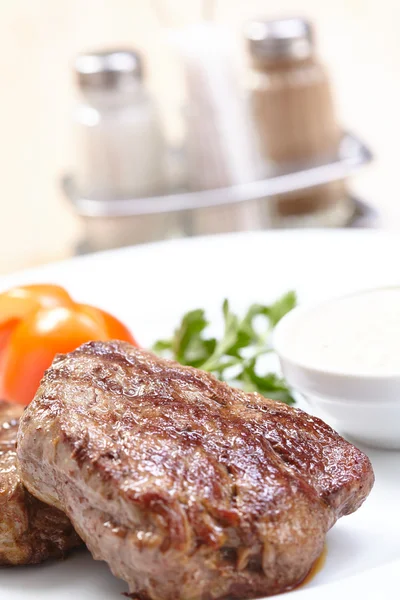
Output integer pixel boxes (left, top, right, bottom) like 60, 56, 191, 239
74, 49, 167, 199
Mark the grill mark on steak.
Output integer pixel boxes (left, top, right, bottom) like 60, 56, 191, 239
17, 341, 374, 599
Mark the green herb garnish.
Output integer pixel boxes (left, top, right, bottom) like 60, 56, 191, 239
153, 291, 296, 405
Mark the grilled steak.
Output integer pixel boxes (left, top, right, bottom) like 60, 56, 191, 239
17, 341, 374, 599
0, 400, 80, 565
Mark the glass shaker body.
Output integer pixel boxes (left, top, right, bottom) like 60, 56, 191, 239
74, 85, 167, 199
246, 20, 353, 227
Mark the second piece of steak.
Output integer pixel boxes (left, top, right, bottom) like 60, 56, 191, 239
0, 400, 81, 565
17, 341, 374, 599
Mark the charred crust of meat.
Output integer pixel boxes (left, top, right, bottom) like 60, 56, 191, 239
0, 400, 81, 565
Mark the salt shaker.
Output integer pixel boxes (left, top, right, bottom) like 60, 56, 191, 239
245, 18, 353, 227
74, 49, 167, 200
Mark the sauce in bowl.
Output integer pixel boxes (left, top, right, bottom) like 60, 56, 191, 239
282, 287, 400, 376
274, 287, 400, 449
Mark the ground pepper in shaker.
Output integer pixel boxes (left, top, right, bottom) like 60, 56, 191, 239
74, 49, 167, 200
245, 18, 353, 227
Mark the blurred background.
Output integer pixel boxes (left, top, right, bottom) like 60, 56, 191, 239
1, 0, 398, 274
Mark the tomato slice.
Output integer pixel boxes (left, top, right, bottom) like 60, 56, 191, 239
0, 285, 138, 405
0, 284, 74, 367
0, 284, 72, 339
0, 306, 108, 405
0, 284, 73, 324
0, 319, 18, 371
78, 304, 137, 345
0, 319, 18, 350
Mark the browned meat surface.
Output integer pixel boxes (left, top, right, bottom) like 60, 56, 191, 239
17, 341, 374, 599
0, 400, 81, 565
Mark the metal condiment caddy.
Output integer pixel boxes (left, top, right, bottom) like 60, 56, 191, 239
62, 130, 373, 254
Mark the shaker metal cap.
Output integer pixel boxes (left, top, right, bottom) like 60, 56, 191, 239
245, 18, 314, 62
75, 49, 143, 91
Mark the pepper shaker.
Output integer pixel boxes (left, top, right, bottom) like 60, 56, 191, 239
245, 18, 353, 227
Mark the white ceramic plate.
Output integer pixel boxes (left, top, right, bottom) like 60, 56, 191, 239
1, 229, 400, 600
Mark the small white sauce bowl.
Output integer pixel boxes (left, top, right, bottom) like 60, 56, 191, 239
274, 289, 400, 450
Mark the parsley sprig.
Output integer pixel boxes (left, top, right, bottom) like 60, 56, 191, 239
153, 291, 296, 405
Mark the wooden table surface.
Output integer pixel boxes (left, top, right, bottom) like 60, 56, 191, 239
1, 0, 399, 274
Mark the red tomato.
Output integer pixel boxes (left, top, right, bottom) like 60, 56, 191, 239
0, 284, 73, 356
78, 304, 137, 345
0, 286, 137, 405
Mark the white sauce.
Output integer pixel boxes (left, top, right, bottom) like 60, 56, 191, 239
286, 288, 400, 375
